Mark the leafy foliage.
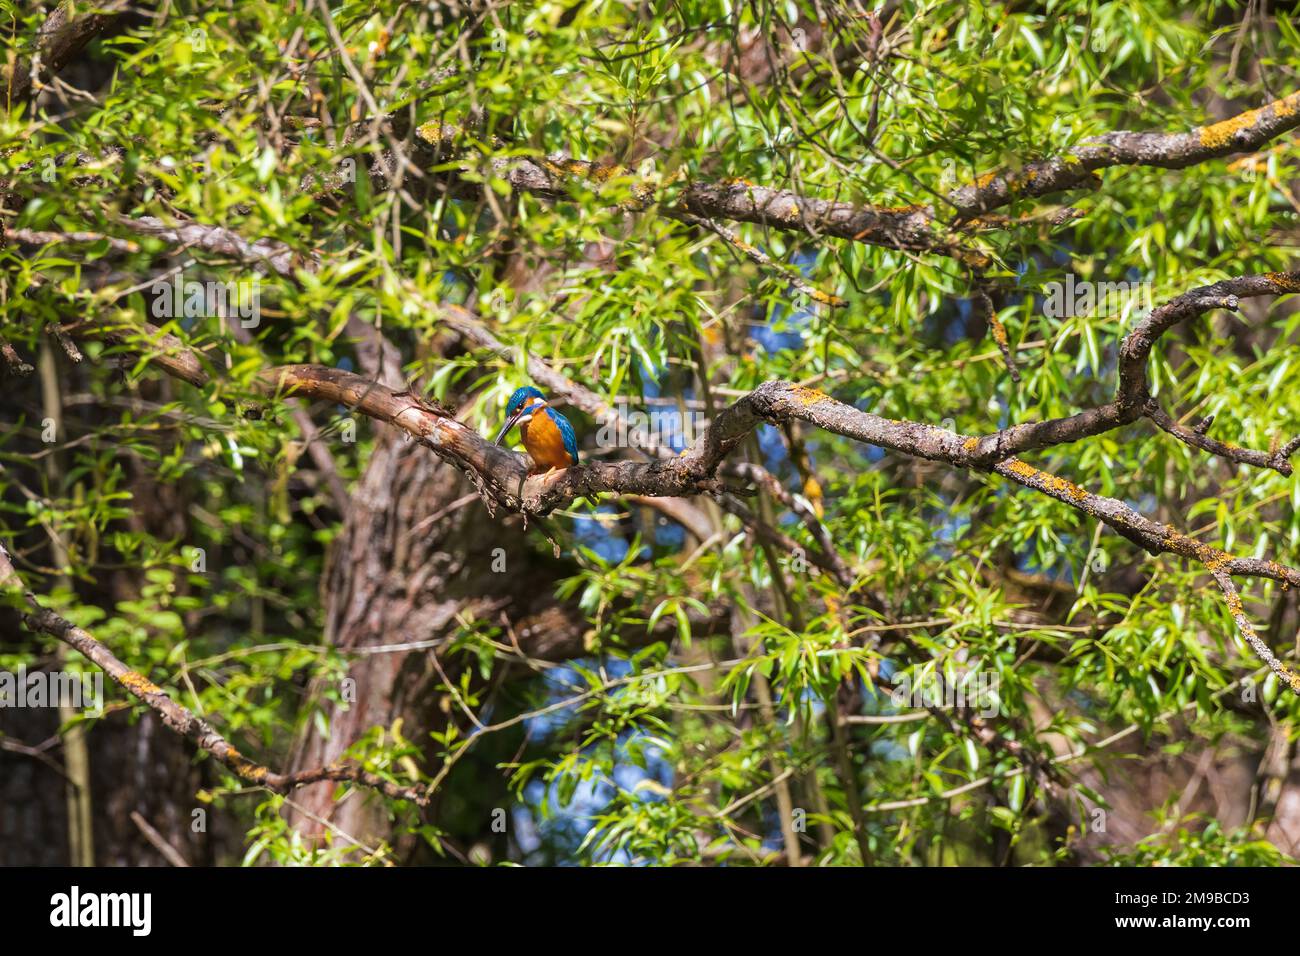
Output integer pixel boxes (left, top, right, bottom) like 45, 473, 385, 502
2, 0, 1298, 866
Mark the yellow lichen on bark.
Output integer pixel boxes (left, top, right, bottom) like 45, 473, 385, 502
1198, 94, 1300, 149
988, 314, 1010, 347
807, 288, 846, 306
590, 164, 626, 183
119, 670, 162, 696
415, 122, 464, 146
802, 475, 824, 517
1043, 472, 1088, 500
1200, 109, 1265, 149
787, 384, 830, 406
1266, 272, 1300, 293
224, 746, 269, 782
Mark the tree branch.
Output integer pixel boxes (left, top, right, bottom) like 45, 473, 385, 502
0, 541, 433, 805
948, 92, 1300, 218
961, 272, 1300, 467
77, 310, 1300, 693
409, 92, 1300, 257
28, 215, 1300, 694
2, 1, 128, 107
1146, 401, 1300, 476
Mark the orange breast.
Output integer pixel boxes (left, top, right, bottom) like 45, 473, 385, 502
521, 413, 572, 471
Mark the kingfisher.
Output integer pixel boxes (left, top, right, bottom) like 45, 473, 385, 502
494, 386, 579, 475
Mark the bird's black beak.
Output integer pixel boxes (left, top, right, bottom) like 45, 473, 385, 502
494, 407, 527, 445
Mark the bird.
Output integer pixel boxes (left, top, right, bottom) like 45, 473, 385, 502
494, 386, 579, 475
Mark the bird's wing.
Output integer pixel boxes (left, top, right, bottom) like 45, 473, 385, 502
547, 407, 579, 465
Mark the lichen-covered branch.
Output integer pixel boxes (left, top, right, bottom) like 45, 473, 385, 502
0, 542, 433, 805
21, 205, 1300, 696
1146, 401, 1300, 476
69, 324, 1300, 691
960, 272, 1300, 467
410, 93, 1300, 258
949, 92, 1300, 218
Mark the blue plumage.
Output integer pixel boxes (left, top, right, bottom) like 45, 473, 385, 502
506, 386, 544, 419
544, 405, 580, 466
495, 385, 579, 471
